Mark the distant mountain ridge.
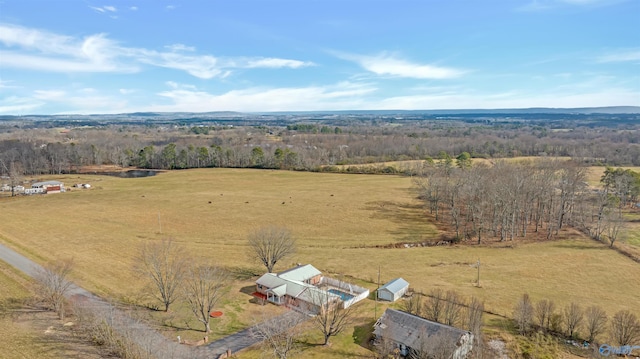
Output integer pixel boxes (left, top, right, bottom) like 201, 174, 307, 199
265, 106, 640, 115
1, 106, 638, 119
121, 106, 640, 116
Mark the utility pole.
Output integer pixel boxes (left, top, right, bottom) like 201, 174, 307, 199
476, 259, 481, 287
374, 265, 380, 320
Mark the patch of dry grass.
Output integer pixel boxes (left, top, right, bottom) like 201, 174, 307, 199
0, 261, 31, 301
0, 261, 106, 358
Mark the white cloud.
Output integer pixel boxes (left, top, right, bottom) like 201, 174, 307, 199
34, 90, 67, 100
165, 81, 197, 90
0, 25, 136, 73
336, 52, 465, 79
596, 49, 640, 63
165, 43, 196, 52
0, 96, 44, 114
130, 48, 313, 79
0, 24, 77, 54
0, 24, 313, 79
119, 88, 136, 95
0, 79, 17, 89
90, 5, 117, 13
140, 82, 638, 112
244, 58, 314, 69
371, 88, 639, 110
134, 50, 223, 79
151, 82, 376, 112
31, 88, 129, 114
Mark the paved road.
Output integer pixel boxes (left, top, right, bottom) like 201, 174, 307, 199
199, 310, 308, 357
0, 242, 305, 359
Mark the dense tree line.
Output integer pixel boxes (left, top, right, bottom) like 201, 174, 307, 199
1, 120, 639, 178
415, 160, 639, 245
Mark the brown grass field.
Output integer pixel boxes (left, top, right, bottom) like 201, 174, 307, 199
0, 168, 639, 357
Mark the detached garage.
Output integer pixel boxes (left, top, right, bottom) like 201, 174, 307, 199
377, 278, 409, 302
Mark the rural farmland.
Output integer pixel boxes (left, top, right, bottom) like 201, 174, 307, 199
1, 168, 639, 357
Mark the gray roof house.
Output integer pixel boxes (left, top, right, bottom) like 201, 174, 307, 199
254, 264, 369, 313
255, 264, 339, 314
374, 309, 474, 359
377, 277, 409, 302
277, 264, 322, 284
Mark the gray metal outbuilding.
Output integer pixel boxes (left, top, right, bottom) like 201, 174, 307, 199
377, 277, 409, 302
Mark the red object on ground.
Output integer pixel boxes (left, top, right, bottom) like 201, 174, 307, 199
210, 311, 223, 318
252, 292, 267, 300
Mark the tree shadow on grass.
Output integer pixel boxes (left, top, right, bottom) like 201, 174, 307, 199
353, 319, 375, 349
365, 200, 438, 244
486, 315, 519, 335
550, 242, 607, 250
227, 266, 261, 280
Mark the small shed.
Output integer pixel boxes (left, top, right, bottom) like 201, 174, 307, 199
377, 278, 409, 302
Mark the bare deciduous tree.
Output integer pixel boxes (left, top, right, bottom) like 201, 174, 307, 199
402, 293, 422, 317
513, 293, 534, 335
563, 302, 583, 338
252, 312, 307, 359
424, 288, 444, 323
604, 207, 625, 248
248, 226, 296, 273
584, 305, 608, 343
466, 296, 484, 337
312, 292, 355, 345
443, 290, 463, 327
183, 265, 229, 333
135, 238, 187, 312
610, 310, 640, 346
8, 161, 24, 197
34, 258, 74, 320
535, 299, 556, 331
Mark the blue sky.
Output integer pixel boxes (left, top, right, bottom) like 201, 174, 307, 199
0, 0, 638, 114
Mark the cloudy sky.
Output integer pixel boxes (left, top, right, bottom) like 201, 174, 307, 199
0, 0, 638, 114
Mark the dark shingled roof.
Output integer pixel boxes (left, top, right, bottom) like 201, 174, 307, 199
374, 309, 471, 350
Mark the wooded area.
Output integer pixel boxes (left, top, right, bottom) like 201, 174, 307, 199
415, 160, 639, 247
1, 115, 639, 176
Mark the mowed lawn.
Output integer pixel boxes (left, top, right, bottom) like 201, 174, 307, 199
0, 168, 639, 357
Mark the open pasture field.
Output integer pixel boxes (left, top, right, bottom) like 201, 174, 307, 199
0, 169, 437, 297
585, 165, 640, 186
334, 156, 575, 171
0, 168, 639, 357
